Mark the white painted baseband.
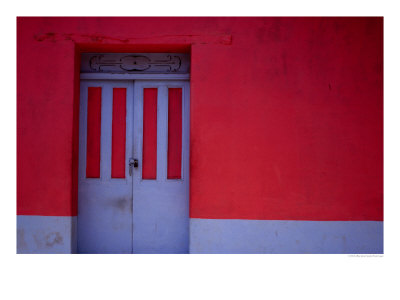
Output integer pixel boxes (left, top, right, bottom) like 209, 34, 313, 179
17, 216, 77, 254
189, 219, 383, 254
17, 216, 383, 254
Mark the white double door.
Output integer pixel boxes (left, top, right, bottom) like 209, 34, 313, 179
78, 80, 190, 253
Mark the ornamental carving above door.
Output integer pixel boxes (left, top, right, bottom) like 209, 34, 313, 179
81, 53, 190, 74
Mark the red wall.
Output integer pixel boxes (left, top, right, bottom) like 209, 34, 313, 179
17, 17, 383, 220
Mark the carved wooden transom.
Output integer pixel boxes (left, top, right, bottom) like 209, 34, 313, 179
81, 53, 190, 74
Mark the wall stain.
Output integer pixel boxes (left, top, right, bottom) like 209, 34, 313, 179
341, 236, 348, 252
109, 197, 132, 213
17, 229, 27, 250
45, 232, 63, 247
34, 32, 56, 42
33, 233, 43, 248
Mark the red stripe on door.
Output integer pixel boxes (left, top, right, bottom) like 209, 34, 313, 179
167, 88, 182, 179
142, 88, 158, 179
111, 88, 126, 178
86, 87, 102, 178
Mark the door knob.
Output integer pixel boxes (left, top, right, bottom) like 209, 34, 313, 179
129, 158, 139, 176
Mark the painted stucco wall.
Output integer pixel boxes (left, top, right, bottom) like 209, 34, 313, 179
17, 17, 383, 253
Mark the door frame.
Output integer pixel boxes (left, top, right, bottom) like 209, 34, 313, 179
80, 73, 189, 81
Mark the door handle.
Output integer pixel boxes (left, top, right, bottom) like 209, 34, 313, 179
129, 158, 139, 176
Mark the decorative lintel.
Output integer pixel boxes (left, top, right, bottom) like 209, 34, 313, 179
81, 53, 190, 74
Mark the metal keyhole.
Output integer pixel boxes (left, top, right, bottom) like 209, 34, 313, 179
129, 158, 138, 176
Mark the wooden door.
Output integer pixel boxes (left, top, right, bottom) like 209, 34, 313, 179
78, 80, 134, 253
132, 81, 190, 253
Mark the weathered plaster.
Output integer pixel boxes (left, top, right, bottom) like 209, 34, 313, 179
190, 219, 383, 254
17, 216, 77, 254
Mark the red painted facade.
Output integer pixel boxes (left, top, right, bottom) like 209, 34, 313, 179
17, 17, 383, 220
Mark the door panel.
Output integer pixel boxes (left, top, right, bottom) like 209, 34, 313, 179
78, 80, 134, 253
132, 81, 190, 253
